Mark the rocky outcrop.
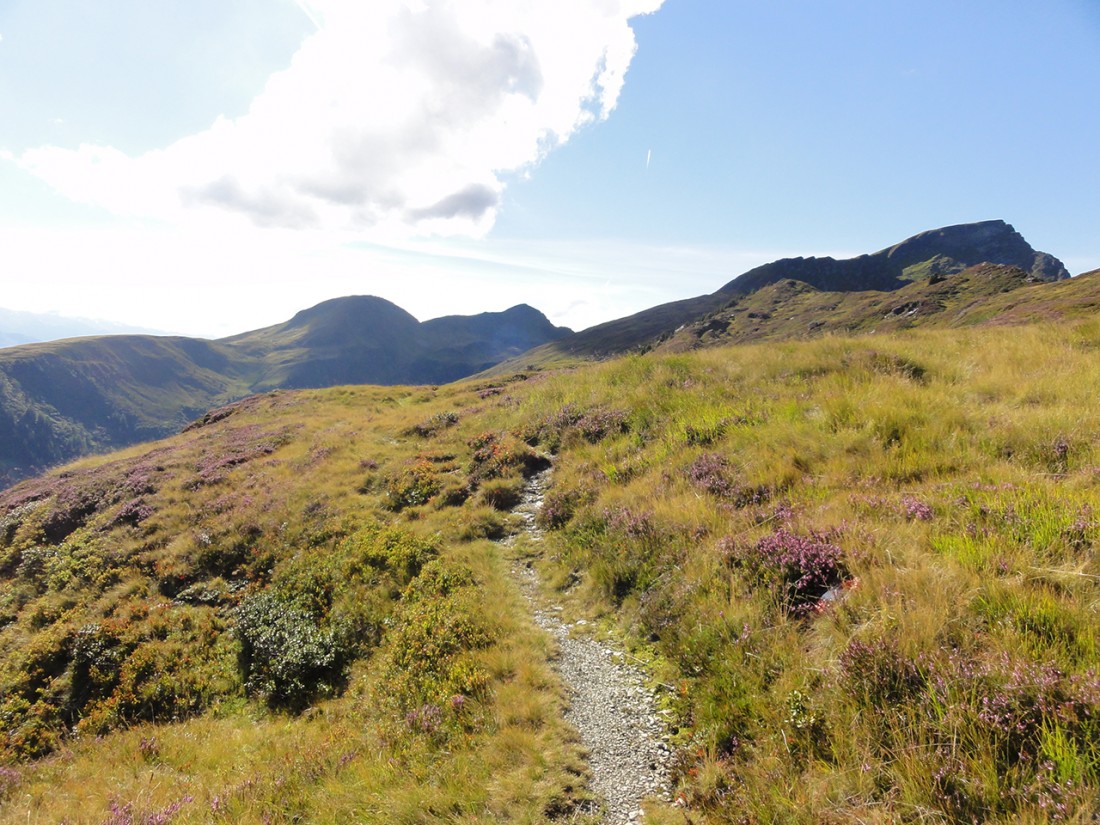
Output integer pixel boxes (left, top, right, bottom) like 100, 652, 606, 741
718, 220, 1069, 296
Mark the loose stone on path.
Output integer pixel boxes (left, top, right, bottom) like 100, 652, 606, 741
506, 468, 672, 825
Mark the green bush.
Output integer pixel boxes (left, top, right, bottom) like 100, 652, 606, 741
234, 591, 343, 710
383, 459, 442, 510
381, 561, 493, 716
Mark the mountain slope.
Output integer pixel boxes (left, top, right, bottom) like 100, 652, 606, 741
0, 336, 251, 484
2, 319, 1100, 821
718, 219, 1068, 296
495, 220, 1069, 371
0, 220, 1072, 485
657, 264, 1100, 352
0, 298, 570, 486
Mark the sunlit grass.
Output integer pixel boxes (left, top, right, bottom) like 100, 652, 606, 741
3, 321, 1100, 820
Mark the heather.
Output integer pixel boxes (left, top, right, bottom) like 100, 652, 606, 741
516, 323, 1100, 822
1, 321, 1100, 821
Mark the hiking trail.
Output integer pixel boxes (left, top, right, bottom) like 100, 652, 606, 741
505, 468, 673, 824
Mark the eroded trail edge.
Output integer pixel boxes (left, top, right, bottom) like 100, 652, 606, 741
506, 468, 672, 825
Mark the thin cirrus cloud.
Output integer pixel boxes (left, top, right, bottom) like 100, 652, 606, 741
13, 0, 664, 238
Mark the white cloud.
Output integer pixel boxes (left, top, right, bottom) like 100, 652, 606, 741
13, 0, 663, 238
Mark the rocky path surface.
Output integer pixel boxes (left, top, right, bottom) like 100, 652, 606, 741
506, 469, 672, 824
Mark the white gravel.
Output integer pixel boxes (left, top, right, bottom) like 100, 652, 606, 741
506, 469, 672, 824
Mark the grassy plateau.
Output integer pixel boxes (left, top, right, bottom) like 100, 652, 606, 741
1, 318, 1099, 823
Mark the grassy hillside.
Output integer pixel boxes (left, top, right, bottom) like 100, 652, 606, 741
2, 320, 1100, 821
494, 265, 1100, 378
486, 220, 1071, 375
0, 299, 570, 487
659, 264, 1100, 352
0, 336, 252, 486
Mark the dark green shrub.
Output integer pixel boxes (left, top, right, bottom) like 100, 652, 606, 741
234, 591, 343, 710
68, 622, 127, 717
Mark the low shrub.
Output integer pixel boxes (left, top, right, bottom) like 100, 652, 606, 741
404, 411, 459, 438
478, 478, 524, 511
453, 507, 509, 542
561, 506, 672, 605
467, 431, 548, 483
536, 485, 593, 530
381, 561, 494, 729
234, 591, 343, 710
383, 459, 442, 511
838, 636, 925, 705
528, 404, 630, 451
724, 528, 845, 615
341, 522, 438, 583
686, 453, 769, 506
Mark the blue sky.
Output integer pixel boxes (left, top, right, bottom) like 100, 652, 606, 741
1, 0, 1097, 337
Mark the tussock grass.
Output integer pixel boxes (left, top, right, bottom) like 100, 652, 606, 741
2, 321, 1100, 820
513, 323, 1100, 822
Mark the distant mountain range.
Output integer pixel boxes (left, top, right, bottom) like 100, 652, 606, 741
0, 308, 167, 348
0, 300, 570, 486
0, 219, 1087, 487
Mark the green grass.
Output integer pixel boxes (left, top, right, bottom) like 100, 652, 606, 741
3, 321, 1100, 821
0, 300, 571, 487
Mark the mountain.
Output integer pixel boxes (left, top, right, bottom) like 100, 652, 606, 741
496, 219, 1069, 368
656, 263, 1100, 352
227, 298, 570, 389
0, 298, 570, 486
1, 316, 1099, 822
0, 307, 167, 347
717, 219, 1068, 296
0, 220, 1073, 485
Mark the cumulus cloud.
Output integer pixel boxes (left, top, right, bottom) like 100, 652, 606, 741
13, 0, 664, 237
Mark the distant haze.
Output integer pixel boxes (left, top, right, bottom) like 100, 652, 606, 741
0, 307, 170, 348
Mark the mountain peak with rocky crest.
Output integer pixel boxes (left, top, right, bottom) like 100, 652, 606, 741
719, 219, 1068, 296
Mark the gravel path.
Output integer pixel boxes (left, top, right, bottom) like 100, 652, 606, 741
506, 469, 672, 824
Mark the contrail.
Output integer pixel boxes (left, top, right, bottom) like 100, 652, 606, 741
293, 0, 323, 30
646, 149, 651, 170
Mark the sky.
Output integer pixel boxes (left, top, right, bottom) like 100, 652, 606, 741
1, 0, 1098, 338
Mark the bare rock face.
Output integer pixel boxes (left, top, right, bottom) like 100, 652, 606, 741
719, 219, 1069, 296
880, 220, 1069, 281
